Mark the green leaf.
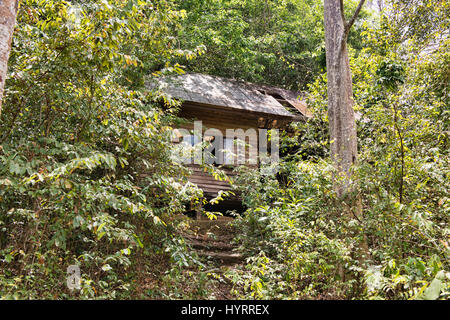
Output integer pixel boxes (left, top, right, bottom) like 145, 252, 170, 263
133, 234, 144, 248
422, 278, 443, 300
4, 254, 13, 263
97, 232, 106, 240
102, 264, 112, 272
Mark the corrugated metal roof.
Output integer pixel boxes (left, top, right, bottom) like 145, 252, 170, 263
147, 73, 308, 119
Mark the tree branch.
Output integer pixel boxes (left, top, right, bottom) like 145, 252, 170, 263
339, 0, 345, 24
344, 0, 366, 36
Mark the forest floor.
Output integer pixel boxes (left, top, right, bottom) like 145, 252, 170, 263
182, 216, 245, 299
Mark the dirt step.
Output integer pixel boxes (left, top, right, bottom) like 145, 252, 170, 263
191, 219, 231, 226
190, 222, 235, 235
197, 250, 244, 265
190, 222, 234, 232
187, 239, 236, 252
182, 232, 234, 242
191, 217, 234, 226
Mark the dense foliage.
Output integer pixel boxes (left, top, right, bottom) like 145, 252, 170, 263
174, 0, 369, 91
0, 0, 209, 299
227, 2, 449, 299
0, 0, 448, 300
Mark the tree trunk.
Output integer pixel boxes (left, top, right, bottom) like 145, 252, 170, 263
0, 0, 19, 115
323, 0, 364, 198
323, 1, 369, 272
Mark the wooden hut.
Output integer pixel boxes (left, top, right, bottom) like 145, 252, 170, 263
150, 73, 310, 208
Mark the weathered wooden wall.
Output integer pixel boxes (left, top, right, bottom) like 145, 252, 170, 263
177, 103, 262, 197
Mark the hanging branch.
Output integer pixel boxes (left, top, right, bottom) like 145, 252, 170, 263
344, 0, 367, 36
337, 0, 367, 57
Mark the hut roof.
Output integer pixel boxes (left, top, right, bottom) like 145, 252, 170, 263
148, 73, 310, 119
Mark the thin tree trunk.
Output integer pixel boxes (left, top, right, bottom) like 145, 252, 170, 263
323, 0, 369, 270
0, 0, 19, 115
323, 0, 364, 198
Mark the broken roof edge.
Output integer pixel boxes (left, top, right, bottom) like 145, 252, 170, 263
146, 73, 312, 120
246, 82, 312, 118
180, 100, 304, 122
